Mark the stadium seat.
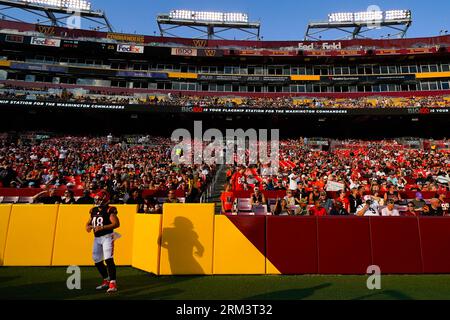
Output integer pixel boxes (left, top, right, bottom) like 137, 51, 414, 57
2, 196, 19, 204
17, 197, 34, 204
253, 205, 268, 215
237, 198, 252, 214
237, 211, 255, 216
221, 211, 236, 216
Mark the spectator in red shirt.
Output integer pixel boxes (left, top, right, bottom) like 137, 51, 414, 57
226, 168, 233, 184
220, 184, 235, 215
231, 167, 246, 191
336, 190, 350, 213
309, 200, 327, 216
403, 202, 418, 217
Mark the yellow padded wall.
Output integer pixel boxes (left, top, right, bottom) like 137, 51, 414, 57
52, 205, 94, 266
160, 204, 215, 275
111, 205, 136, 265
52, 205, 136, 266
266, 260, 282, 275
213, 216, 266, 274
0, 205, 12, 266
131, 214, 162, 275
4, 205, 59, 266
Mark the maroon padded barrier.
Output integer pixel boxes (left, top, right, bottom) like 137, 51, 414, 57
370, 217, 423, 274
226, 216, 266, 257
0, 188, 182, 198
0, 188, 84, 197
233, 191, 288, 199
266, 216, 318, 274
229, 191, 449, 201
317, 217, 372, 274
419, 218, 450, 274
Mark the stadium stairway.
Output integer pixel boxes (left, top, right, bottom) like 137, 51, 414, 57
208, 165, 228, 214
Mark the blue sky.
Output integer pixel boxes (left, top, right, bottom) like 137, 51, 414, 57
8, 0, 450, 40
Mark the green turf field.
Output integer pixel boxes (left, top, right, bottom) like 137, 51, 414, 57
0, 267, 449, 300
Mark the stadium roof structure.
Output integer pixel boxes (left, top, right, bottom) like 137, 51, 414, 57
157, 10, 261, 40
305, 9, 412, 41
0, 0, 113, 31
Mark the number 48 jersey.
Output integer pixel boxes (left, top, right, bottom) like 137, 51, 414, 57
90, 206, 118, 238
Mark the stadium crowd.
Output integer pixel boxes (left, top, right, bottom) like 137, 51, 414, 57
0, 85, 135, 105
166, 94, 450, 109
222, 139, 450, 216
1, 134, 449, 216
0, 134, 216, 212
1, 83, 450, 109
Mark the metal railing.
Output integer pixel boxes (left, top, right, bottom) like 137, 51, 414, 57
200, 164, 224, 203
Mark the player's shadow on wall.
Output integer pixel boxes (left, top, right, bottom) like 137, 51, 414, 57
160, 216, 205, 275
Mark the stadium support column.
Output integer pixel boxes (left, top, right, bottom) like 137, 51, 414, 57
208, 25, 214, 40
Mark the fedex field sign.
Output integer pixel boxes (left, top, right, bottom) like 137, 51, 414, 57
30, 37, 61, 47
117, 44, 144, 54
298, 42, 342, 50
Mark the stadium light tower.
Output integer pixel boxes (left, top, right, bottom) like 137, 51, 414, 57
157, 9, 261, 40
305, 9, 412, 40
0, 0, 113, 31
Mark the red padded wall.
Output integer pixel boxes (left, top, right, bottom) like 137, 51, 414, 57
419, 218, 450, 274
227, 216, 266, 256
266, 217, 318, 274
370, 217, 423, 274
317, 217, 372, 274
